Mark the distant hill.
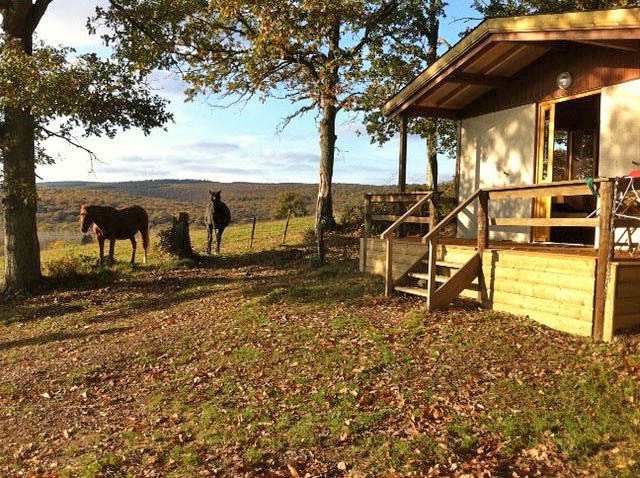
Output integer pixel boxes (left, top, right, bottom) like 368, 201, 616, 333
30, 180, 393, 232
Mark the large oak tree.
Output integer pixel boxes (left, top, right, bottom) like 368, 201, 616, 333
361, 0, 456, 192
0, 0, 171, 291
94, 0, 435, 230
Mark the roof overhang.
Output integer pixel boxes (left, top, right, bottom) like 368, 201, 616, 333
382, 7, 640, 120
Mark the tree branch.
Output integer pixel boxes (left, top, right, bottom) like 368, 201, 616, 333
28, 0, 54, 33
38, 126, 103, 174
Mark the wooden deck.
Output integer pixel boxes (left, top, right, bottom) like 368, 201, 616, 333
361, 237, 640, 340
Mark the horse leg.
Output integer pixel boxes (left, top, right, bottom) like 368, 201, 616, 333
140, 228, 149, 264
98, 236, 105, 266
130, 236, 137, 265
109, 239, 116, 265
206, 226, 213, 255
215, 228, 222, 255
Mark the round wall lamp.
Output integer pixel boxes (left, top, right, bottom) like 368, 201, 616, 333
556, 71, 573, 90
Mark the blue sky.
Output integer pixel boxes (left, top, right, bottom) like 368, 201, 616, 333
36, 1, 480, 186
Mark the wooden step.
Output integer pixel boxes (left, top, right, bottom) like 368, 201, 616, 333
408, 273, 452, 282
408, 272, 479, 286
394, 286, 430, 297
421, 260, 464, 269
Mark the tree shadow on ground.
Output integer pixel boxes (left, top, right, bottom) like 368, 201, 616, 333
0, 326, 132, 351
194, 247, 309, 270
1, 303, 86, 326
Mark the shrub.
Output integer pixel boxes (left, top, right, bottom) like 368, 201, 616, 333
46, 253, 93, 279
302, 227, 316, 246
271, 192, 309, 219
339, 202, 364, 228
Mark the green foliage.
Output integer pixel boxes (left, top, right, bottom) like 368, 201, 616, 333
472, 0, 640, 18
270, 192, 308, 219
45, 253, 94, 280
339, 202, 365, 228
0, 33, 171, 169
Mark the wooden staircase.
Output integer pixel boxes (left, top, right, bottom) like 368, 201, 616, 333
394, 252, 482, 309
381, 189, 486, 311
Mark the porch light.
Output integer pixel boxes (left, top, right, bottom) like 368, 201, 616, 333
556, 71, 573, 90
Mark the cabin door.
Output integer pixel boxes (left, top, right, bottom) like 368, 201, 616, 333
533, 93, 600, 243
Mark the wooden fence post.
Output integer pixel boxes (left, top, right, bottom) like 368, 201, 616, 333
593, 180, 615, 341
249, 216, 256, 249
362, 195, 372, 273
281, 209, 291, 246
477, 190, 489, 253
427, 237, 437, 310
385, 237, 393, 297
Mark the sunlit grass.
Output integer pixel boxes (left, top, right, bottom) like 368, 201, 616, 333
0, 216, 315, 278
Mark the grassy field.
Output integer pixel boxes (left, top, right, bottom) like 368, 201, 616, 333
1, 219, 640, 476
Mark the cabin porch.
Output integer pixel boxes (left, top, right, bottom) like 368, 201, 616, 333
360, 179, 640, 341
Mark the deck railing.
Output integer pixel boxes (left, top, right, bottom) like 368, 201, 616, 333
362, 191, 436, 295
365, 177, 640, 340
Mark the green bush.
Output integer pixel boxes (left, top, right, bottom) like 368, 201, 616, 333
46, 253, 93, 279
271, 192, 309, 219
339, 202, 364, 228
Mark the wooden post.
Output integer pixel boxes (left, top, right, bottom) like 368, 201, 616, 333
593, 180, 615, 342
477, 190, 489, 253
385, 237, 393, 297
398, 115, 407, 193
249, 216, 256, 249
282, 209, 291, 246
428, 194, 437, 235
362, 195, 372, 273
427, 237, 438, 311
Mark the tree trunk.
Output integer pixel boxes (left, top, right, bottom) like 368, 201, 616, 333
426, 118, 438, 192
425, 0, 440, 193
2, 2, 42, 291
315, 97, 337, 231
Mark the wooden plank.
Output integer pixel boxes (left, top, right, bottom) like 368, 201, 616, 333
491, 279, 594, 307
404, 105, 460, 120
362, 197, 372, 273
490, 268, 596, 292
367, 192, 433, 203
603, 262, 618, 342
431, 253, 481, 310
477, 191, 489, 253
448, 72, 510, 88
490, 217, 599, 227
492, 303, 593, 337
593, 181, 615, 341
614, 218, 640, 229
614, 313, 640, 330
616, 282, 640, 299
427, 239, 438, 310
373, 215, 432, 225
492, 291, 593, 322
613, 297, 640, 316
385, 238, 393, 297
617, 265, 640, 282
489, 184, 593, 200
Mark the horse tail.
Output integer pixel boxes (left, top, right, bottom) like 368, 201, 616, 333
139, 207, 150, 261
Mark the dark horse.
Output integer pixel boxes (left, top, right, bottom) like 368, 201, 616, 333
204, 190, 231, 255
80, 204, 149, 265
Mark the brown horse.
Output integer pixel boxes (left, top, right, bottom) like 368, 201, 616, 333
80, 204, 149, 265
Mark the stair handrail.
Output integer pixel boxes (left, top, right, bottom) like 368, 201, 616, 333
380, 192, 434, 240
422, 189, 482, 244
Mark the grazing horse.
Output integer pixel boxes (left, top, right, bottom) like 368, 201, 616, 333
204, 190, 231, 255
80, 204, 149, 265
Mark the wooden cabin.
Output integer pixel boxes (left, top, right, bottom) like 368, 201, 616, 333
361, 8, 640, 341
